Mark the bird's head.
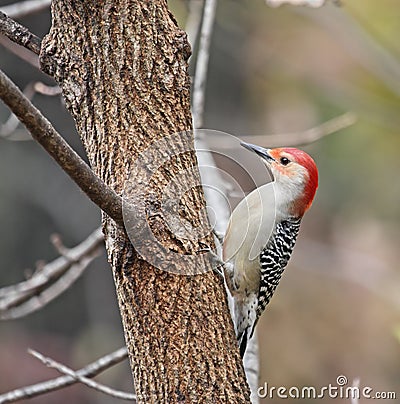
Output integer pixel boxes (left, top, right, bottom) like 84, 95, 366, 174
241, 142, 318, 218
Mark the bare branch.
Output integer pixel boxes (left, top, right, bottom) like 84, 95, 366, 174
266, 0, 340, 7
191, 0, 217, 128
0, 3, 51, 67
204, 112, 357, 149
33, 82, 61, 96
185, 0, 204, 50
28, 349, 136, 401
0, 228, 104, 319
249, 111, 357, 147
0, 0, 51, 19
2, 255, 95, 319
0, 81, 59, 140
1, 82, 35, 140
50, 233, 73, 258
0, 347, 129, 404
0, 11, 41, 55
0, 69, 124, 224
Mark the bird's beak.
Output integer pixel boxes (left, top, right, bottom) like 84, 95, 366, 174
240, 142, 275, 163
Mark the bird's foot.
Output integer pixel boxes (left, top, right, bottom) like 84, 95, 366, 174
212, 228, 224, 245
197, 244, 225, 278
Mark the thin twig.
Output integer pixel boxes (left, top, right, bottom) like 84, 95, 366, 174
0, 229, 101, 298
0, 11, 41, 55
242, 112, 357, 147
33, 82, 61, 96
1, 82, 35, 140
191, 0, 217, 128
2, 255, 96, 319
0, 0, 51, 19
0, 69, 124, 224
0, 81, 59, 140
28, 349, 136, 401
185, 0, 204, 50
0, 228, 104, 319
266, 0, 330, 7
50, 233, 73, 258
0, 347, 129, 404
202, 112, 357, 149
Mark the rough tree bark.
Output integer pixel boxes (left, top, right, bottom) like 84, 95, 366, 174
39, 1, 250, 402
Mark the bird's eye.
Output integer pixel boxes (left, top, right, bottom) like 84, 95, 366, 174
280, 157, 290, 166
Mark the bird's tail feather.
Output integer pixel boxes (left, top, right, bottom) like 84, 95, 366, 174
238, 328, 249, 358
234, 293, 258, 358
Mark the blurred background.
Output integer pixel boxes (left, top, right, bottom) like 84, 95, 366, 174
0, 0, 399, 403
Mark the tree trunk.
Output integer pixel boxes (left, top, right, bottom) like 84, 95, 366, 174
40, 1, 250, 402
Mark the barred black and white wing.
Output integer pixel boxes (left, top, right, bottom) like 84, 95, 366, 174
254, 218, 301, 332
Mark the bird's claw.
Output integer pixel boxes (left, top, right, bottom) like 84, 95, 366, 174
197, 244, 225, 278
212, 229, 225, 245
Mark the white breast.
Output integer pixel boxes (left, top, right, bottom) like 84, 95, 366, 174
223, 182, 277, 293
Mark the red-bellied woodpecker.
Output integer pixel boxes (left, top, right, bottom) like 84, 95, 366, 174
223, 142, 318, 357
